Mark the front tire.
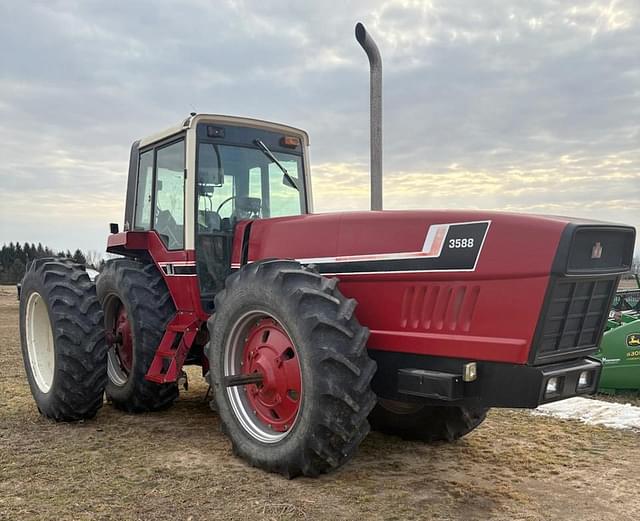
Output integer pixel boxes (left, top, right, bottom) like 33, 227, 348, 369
19, 258, 107, 421
96, 259, 178, 412
369, 399, 489, 442
208, 260, 377, 478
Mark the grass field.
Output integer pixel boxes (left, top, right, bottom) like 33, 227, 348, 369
1, 284, 640, 521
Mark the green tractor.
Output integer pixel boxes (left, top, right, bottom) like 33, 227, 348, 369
594, 277, 640, 393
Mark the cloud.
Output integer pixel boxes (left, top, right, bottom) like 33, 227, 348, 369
0, 0, 638, 253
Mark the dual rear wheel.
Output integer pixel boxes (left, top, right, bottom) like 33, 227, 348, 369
19, 258, 107, 421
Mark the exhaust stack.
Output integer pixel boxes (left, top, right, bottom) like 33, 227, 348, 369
355, 22, 383, 211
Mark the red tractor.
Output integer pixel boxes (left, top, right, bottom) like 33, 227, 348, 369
19, 24, 636, 477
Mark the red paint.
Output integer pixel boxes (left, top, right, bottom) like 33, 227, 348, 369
247, 210, 570, 364
107, 210, 583, 370
108, 231, 206, 319
242, 319, 301, 432
231, 220, 253, 266
108, 231, 207, 383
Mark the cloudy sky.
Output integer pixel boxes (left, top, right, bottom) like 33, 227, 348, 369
0, 0, 638, 254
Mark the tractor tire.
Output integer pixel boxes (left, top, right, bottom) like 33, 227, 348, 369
207, 260, 377, 478
369, 399, 489, 442
96, 259, 178, 412
19, 257, 107, 421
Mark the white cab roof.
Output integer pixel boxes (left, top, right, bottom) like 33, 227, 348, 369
138, 113, 310, 148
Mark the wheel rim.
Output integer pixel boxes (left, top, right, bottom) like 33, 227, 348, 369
25, 292, 55, 393
224, 310, 302, 443
104, 296, 133, 387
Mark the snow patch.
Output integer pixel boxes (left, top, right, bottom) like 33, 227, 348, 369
533, 397, 640, 431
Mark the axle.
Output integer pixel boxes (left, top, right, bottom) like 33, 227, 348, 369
223, 373, 264, 387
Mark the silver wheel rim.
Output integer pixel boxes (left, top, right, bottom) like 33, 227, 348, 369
107, 351, 128, 387
25, 292, 55, 393
104, 294, 128, 387
224, 309, 301, 444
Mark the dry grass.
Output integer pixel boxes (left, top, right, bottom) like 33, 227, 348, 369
1, 284, 640, 520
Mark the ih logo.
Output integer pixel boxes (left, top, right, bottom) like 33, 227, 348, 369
591, 241, 603, 259
627, 334, 640, 348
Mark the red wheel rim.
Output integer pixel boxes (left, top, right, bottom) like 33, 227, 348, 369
242, 319, 302, 433
113, 304, 133, 373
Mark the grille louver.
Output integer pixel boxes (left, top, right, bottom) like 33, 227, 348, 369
400, 284, 480, 332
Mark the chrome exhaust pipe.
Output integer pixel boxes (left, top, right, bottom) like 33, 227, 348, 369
355, 22, 383, 211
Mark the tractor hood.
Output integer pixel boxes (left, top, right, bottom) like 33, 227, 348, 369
239, 210, 634, 366
242, 210, 635, 279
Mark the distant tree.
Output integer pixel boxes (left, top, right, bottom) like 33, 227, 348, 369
0, 242, 105, 284
8, 258, 25, 283
0, 242, 55, 284
15, 243, 24, 264
84, 250, 103, 270
72, 249, 87, 265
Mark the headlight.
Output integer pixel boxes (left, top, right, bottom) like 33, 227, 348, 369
545, 377, 560, 396
577, 370, 591, 389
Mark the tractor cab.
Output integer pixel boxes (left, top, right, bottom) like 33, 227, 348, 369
110, 114, 312, 309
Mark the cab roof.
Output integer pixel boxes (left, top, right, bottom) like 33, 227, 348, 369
138, 113, 310, 148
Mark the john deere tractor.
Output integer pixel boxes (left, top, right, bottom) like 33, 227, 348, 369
19, 24, 636, 477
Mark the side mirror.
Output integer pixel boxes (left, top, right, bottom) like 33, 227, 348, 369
199, 143, 224, 187
198, 166, 224, 196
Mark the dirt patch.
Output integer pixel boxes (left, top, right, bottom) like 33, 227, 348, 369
1, 284, 639, 520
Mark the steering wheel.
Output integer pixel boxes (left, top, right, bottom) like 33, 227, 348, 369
216, 195, 237, 215
217, 196, 262, 219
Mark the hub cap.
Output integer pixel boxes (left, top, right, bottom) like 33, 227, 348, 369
105, 297, 133, 386
25, 292, 55, 393
224, 311, 302, 443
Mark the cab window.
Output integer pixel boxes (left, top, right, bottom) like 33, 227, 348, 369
153, 140, 185, 249
196, 144, 303, 232
133, 150, 153, 230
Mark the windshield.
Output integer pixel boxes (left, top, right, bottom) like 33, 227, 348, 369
197, 143, 304, 230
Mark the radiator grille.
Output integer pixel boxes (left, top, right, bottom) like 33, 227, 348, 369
534, 277, 616, 363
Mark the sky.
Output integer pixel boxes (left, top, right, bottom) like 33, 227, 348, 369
0, 0, 638, 255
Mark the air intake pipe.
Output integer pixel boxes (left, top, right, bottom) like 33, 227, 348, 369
355, 22, 383, 211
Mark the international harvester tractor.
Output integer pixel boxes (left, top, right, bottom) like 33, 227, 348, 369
19, 24, 636, 477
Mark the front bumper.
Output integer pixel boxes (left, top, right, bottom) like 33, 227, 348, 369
369, 350, 602, 409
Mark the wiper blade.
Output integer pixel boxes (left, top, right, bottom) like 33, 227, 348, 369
254, 139, 299, 191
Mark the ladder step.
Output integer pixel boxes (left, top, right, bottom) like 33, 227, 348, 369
144, 313, 200, 384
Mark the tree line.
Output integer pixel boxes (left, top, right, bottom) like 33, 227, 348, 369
0, 243, 104, 285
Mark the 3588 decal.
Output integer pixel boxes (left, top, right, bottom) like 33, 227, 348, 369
448, 238, 474, 249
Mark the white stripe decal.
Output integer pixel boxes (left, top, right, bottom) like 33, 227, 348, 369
240, 220, 491, 275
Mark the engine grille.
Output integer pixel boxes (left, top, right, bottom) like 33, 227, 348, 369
533, 276, 617, 364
